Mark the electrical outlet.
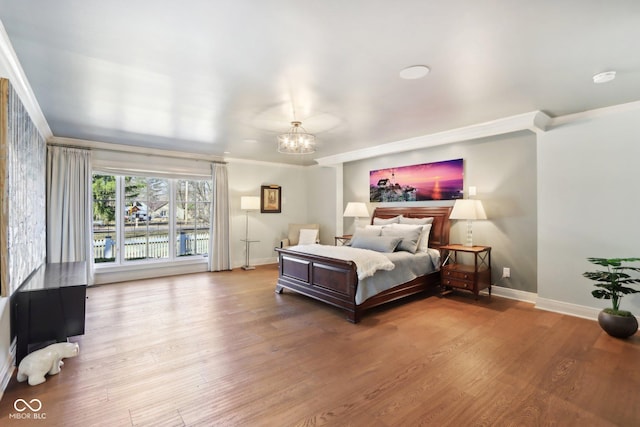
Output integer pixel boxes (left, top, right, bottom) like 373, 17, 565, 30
503, 267, 510, 278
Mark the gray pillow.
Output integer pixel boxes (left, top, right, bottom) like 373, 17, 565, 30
373, 215, 402, 225
353, 227, 382, 237
350, 236, 402, 253
345, 227, 381, 246
399, 216, 434, 225
381, 226, 422, 253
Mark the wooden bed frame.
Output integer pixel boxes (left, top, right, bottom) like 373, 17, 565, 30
275, 206, 452, 323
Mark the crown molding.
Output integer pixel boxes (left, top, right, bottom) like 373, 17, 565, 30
547, 100, 640, 129
0, 21, 52, 140
315, 111, 551, 166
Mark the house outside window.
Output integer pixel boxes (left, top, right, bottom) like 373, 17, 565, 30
92, 174, 212, 265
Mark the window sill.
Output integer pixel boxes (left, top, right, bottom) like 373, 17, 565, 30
93, 256, 208, 284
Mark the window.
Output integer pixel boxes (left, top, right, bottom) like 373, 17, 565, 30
124, 176, 170, 261
176, 180, 212, 257
92, 174, 212, 265
93, 174, 117, 263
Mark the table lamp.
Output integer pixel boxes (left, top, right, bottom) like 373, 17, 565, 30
449, 199, 487, 247
343, 202, 370, 230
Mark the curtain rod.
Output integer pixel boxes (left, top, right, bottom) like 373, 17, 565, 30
47, 141, 227, 165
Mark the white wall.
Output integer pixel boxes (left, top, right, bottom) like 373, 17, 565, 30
538, 107, 640, 315
306, 165, 338, 245
227, 159, 311, 266
342, 131, 538, 293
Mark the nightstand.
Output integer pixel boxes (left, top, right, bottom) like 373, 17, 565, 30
334, 235, 352, 246
440, 244, 491, 299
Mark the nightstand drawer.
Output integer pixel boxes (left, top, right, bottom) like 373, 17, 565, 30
442, 269, 473, 281
442, 278, 473, 290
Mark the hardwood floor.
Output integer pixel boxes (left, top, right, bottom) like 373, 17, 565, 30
1, 264, 638, 426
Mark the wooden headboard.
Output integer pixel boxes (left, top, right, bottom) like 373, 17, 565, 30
371, 206, 452, 248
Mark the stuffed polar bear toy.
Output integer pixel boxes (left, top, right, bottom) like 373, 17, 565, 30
17, 342, 79, 386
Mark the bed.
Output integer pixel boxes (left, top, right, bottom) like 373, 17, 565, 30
275, 206, 452, 323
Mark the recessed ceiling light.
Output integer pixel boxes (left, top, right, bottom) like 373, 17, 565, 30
593, 71, 616, 84
400, 65, 430, 80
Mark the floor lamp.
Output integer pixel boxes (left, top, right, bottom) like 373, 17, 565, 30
240, 196, 260, 270
449, 199, 487, 247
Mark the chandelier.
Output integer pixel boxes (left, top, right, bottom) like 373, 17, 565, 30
277, 121, 316, 154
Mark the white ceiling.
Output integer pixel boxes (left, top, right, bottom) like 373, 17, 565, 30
1, 0, 639, 165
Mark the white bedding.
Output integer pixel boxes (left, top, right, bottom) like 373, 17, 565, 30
285, 244, 440, 305
356, 249, 440, 304
287, 244, 395, 279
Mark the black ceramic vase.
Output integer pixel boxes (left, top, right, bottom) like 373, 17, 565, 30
598, 310, 639, 339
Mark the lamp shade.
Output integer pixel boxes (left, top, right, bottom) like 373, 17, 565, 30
449, 199, 487, 220
240, 196, 260, 211
343, 202, 370, 218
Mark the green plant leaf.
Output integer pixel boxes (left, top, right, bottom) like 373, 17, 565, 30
616, 279, 640, 285
587, 257, 640, 266
586, 257, 640, 311
592, 283, 616, 289
583, 272, 615, 281
592, 289, 611, 299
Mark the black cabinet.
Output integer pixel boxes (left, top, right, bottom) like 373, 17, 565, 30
12, 262, 87, 365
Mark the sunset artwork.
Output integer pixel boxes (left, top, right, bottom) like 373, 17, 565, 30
369, 159, 464, 202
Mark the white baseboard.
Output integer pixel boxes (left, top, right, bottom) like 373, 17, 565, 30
536, 297, 603, 322
0, 338, 16, 402
480, 287, 640, 326
482, 286, 598, 321
482, 285, 537, 304
233, 257, 278, 270
536, 297, 640, 327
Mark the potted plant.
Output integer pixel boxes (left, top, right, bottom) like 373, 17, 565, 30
583, 257, 640, 338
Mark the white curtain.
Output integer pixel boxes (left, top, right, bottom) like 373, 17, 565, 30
47, 146, 94, 283
209, 162, 231, 271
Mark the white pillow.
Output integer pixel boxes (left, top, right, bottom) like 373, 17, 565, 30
373, 215, 402, 225
298, 228, 319, 245
389, 223, 432, 252
364, 225, 384, 232
399, 216, 434, 225
356, 227, 383, 237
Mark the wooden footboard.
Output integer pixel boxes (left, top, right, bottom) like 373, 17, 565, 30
275, 248, 360, 322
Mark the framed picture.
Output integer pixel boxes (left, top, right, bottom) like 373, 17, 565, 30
261, 185, 281, 213
369, 158, 464, 202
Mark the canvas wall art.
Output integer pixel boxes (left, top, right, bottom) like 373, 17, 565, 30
0, 78, 46, 296
370, 158, 464, 202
